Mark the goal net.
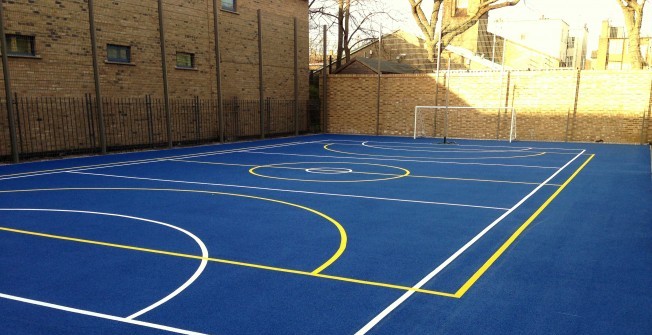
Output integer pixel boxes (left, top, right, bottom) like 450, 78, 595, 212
413, 106, 517, 143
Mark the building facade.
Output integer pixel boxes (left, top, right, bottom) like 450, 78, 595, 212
594, 20, 651, 70
442, 0, 588, 70
0, 0, 309, 100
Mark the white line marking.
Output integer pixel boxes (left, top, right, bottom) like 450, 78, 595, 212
0, 140, 323, 181
323, 139, 585, 152
355, 150, 586, 334
65, 171, 510, 211
0, 208, 209, 320
168, 158, 552, 186
246, 151, 560, 169
361, 141, 534, 153
0, 293, 207, 334
327, 143, 547, 161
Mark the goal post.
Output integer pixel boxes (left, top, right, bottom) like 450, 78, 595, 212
413, 106, 517, 143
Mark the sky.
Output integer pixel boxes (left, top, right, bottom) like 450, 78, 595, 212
385, 0, 652, 53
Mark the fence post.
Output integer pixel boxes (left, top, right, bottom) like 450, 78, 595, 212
641, 108, 649, 145
84, 94, 96, 147
293, 17, 299, 136
565, 108, 571, 142
266, 97, 272, 135
376, 24, 382, 136
194, 95, 201, 142
12, 92, 22, 153
233, 96, 240, 138
569, 69, 582, 142
0, 2, 18, 162
157, 0, 173, 148
322, 25, 328, 133
212, 0, 224, 143
258, 9, 265, 139
87, 0, 106, 154
145, 95, 154, 146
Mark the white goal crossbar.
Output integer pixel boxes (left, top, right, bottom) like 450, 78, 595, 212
413, 106, 517, 143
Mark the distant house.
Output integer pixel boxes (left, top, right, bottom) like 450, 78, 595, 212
443, 0, 588, 70
594, 20, 651, 70
333, 57, 419, 74
350, 30, 435, 73
488, 18, 589, 69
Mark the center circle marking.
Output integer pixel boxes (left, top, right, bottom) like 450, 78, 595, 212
249, 162, 410, 183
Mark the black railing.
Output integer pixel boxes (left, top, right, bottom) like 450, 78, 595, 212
0, 95, 319, 162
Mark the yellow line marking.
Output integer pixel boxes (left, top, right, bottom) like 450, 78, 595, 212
324, 144, 547, 161
0, 188, 346, 274
0, 225, 455, 298
249, 162, 410, 183
453, 154, 595, 298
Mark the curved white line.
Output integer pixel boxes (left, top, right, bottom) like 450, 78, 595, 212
361, 141, 533, 153
326, 144, 546, 161
356, 140, 535, 150
0, 208, 208, 320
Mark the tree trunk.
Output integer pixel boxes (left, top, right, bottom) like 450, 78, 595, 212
336, 1, 344, 69
343, 0, 351, 64
618, 0, 646, 69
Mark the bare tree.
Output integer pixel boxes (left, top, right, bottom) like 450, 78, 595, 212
407, 0, 520, 62
310, 0, 397, 69
617, 0, 647, 69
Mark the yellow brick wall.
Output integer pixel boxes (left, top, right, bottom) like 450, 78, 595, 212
326, 70, 652, 144
0, 0, 309, 157
0, 0, 308, 100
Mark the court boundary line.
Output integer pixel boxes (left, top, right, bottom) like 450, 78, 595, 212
0, 140, 324, 181
0, 225, 455, 298
0, 155, 593, 306
354, 149, 588, 335
454, 154, 596, 297
0, 293, 207, 334
64, 171, 510, 210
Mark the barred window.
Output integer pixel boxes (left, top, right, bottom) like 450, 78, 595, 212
221, 0, 236, 12
107, 44, 131, 63
176, 52, 195, 69
6, 35, 35, 56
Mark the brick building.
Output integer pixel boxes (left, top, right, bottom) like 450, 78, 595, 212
0, 0, 311, 160
0, 0, 309, 100
594, 20, 651, 70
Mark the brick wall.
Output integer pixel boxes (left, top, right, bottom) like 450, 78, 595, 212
0, 0, 309, 158
0, 0, 308, 100
326, 70, 652, 144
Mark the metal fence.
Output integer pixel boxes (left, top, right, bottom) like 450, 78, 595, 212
1, 94, 317, 162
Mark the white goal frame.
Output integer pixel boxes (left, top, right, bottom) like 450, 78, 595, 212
413, 106, 517, 143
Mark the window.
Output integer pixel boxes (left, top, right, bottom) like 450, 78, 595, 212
453, 0, 468, 17
6, 35, 35, 56
176, 52, 195, 69
107, 44, 131, 63
221, 0, 236, 12
566, 37, 575, 49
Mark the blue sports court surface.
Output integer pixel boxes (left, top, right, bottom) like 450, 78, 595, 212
0, 134, 650, 334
